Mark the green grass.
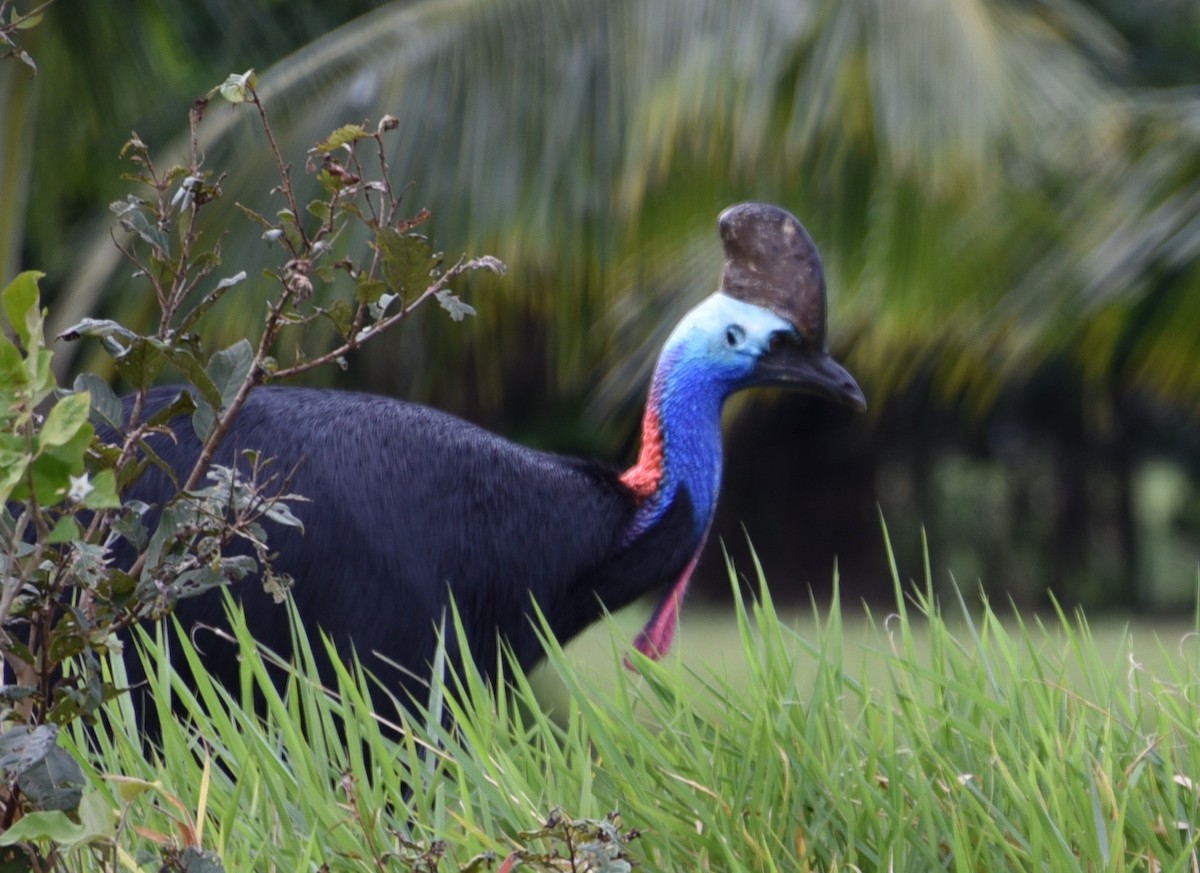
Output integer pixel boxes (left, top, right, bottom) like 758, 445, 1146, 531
51, 550, 1200, 871
535, 597, 1199, 723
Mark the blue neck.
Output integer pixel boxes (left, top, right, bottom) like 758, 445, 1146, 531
618, 291, 800, 662
623, 346, 733, 543
656, 350, 729, 532
620, 293, 793, 544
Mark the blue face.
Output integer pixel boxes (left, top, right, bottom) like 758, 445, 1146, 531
661, 292, 797, 396
629, 292, 799, 538
628, 289, 861, 543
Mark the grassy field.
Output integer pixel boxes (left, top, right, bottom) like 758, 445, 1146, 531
534, 595, 1200, 716
29, 566, 1200, 871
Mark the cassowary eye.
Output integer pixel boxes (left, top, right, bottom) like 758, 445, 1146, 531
767, 332, 785, 353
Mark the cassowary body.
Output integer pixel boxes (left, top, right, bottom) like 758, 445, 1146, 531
120, 203, 864, 709
140, 386, 698, 691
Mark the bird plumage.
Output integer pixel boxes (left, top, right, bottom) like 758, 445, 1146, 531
114, 202, 865, 712
127, 386, 696, 692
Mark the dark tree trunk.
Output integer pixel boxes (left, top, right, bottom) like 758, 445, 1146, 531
1050, 387, 1089, 607
1109, 385, 1140, 609
696, 394, 884, 605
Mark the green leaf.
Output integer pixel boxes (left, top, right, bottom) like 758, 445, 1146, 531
355, 278, 387, 306
306, 200, 331, 223
46, 623, 85, 664
315, 169, 343, 194
0, 450, 29, 504
73, 374, 124, 431
55, 317, 138, 347
150, 250, 178, 290
27, 348, 55, 403
162, 164, 191, 187
39, 392, 92, 448
108, 775, 159, 804
215, 271, 247, 291
41, 423, 93, 476
17, 746, 85, 812
165, 346, 222, 411
276, 209, 305, 250
336, 200, 365, 222
0, 790, 114, 851
111, 506, 148, 549
435, 289, 476, 322
110, 199, 169, 255
46, 516, 82, 544
235, 203, 272, 228
0, 810, 88, 847
113, 337, 169, 391
142, 389, 196, 429
312, 123, 370, 153
0, 725, 57, 775
192, 401, 216, 443
29, 453, 74, 505
178, 847, 226, 873
2, 271, 45, 348
216, 69, 256, 104
81, 469, 120, 510
14, 48, 36, 75
262, 499, 305, 531
375, 229, 436, 298
0, 335, 24, 387
177, 293, 226, 338
321, 300, 354, 338
105, 570, 139, 607
143, 504, 191, 571
0, 686, 36, 704
72, 789, 117, 848
207, 340, 255, 410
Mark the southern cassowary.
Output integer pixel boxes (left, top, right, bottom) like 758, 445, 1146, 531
118, 202, 865, 711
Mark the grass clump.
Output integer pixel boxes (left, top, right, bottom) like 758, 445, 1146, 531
55, 550, 1200, 872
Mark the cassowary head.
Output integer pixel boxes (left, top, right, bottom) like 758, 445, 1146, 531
661, 202, 866, 411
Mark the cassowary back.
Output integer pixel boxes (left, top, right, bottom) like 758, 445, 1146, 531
117, 385, 694, 707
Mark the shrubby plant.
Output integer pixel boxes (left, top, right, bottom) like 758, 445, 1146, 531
0, 0, 48, 74
0, 70, 502, 866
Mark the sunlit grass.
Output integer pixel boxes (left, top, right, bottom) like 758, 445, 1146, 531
536, 594, 1199, 722
61, 545, 1200, 871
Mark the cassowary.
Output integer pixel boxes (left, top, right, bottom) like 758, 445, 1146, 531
119, 202, 865, 712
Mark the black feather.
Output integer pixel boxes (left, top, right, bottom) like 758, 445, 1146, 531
116, 386, 696, 710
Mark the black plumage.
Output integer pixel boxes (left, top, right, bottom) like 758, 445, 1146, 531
120, 386, 696, 703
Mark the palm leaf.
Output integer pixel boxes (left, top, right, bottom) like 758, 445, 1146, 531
45, 0, 1144, 424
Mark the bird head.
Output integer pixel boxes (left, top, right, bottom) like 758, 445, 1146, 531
665, 203, 866, 411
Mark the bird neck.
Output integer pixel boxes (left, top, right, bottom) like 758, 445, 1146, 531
620, 344, 729, 542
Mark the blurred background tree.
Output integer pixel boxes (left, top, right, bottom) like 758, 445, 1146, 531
3, 0, 1198, 612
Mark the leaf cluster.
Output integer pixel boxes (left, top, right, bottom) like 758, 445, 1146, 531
0, 71, 502, 868
0, 1, 49, 74
500, 809, 637, 873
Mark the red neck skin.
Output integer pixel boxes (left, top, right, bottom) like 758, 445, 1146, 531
619, 405, 664, 500
628, 534, 709, 662
619, 399, 709, 665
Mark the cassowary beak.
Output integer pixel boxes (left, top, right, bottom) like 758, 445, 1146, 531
755, 341, 867, 412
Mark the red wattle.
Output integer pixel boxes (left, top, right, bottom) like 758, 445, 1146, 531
627, 549, 702, 666
619, 406, 664, 500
